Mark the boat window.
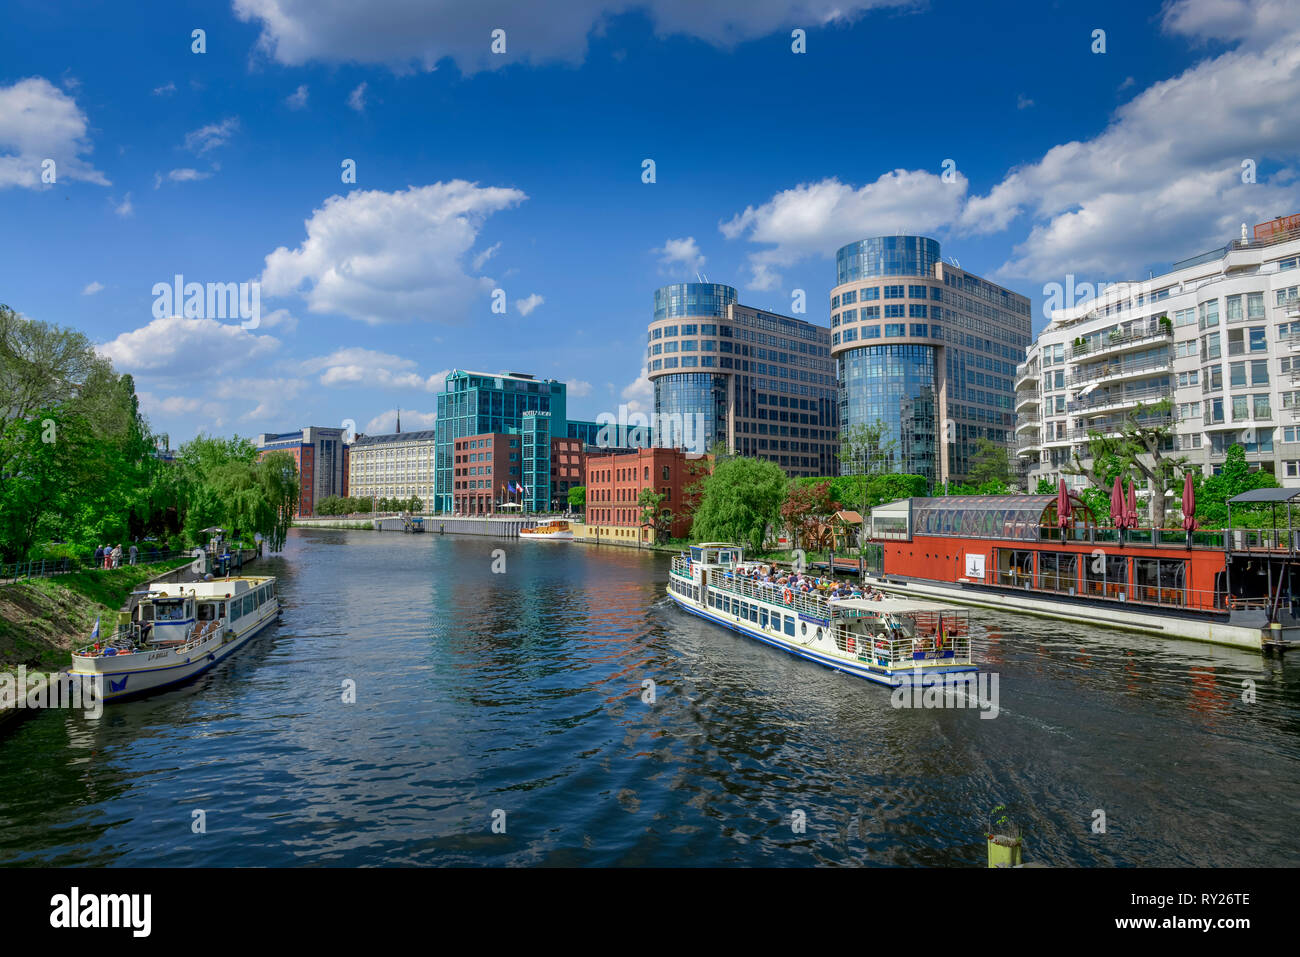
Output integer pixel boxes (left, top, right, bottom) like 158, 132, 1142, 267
760, 609, 769, 628
1038, 552, 1079, 594
783, 616, 795, 637
749, 604, 758, 623
140, 604, 154, 621
198, 604, 215, 622
155, 600, 187, 621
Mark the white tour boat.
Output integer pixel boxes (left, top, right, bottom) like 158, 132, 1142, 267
519, 520, 574, 541
68, 576, 280, 702
667, 543, 978, 687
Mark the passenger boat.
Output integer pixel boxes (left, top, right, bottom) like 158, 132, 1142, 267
667, 543, 977, 687
864, 494, 1300, 650
519, 520, 574, 541
67, 576, 280, 702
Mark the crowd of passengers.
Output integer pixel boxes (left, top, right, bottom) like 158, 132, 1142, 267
719, 563, 883, 602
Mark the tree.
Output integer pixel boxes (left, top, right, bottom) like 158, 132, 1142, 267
1064, 400, 1187, 527
781, 480, 832, 549
968, 437, 1013, 486
567, 486, 585, 510
1035, 477, 1055, 494
690, 456, 787, 553
1196, 445, 1279, 528
638, 487, 671, 538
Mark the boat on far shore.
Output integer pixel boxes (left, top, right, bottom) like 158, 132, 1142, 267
519, 520, 574, 541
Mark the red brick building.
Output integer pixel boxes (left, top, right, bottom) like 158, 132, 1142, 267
550, 436, 585, 509
585, 448, 708, 542
452, 433, 523, 514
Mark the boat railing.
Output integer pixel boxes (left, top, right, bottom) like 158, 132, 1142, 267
74, 635, 139, 658
836, 631, 973, 667
712, 573, 836, 619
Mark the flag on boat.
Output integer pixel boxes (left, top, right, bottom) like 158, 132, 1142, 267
91, 616, 100, 640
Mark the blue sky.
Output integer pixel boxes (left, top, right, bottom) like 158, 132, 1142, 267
3, 0, 1298, 442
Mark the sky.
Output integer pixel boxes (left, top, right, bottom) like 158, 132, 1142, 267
3, 0, 1299, 445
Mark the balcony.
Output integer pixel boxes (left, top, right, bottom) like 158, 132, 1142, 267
1015, 434, 1041, 454
1015, 389, 1042, 412
1014, 416, 1041, 435
1014, 363, 1040, 390
1069, 353, 1172, 387
1069, 385, 1171, 415
1068, 323, 1172, 361
1069, 413, 1173, 441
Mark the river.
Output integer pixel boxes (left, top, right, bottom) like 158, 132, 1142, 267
1, 527, 1298, 866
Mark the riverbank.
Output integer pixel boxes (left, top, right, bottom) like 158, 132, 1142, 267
0, 558, 192, 677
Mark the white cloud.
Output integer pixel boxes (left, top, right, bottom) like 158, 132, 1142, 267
515, 292, 544, 316
960, 0, 1300, 279
720, 169, 967, 289
620, 366, 653, 414
183, 117, 239, 154
654, 236, 706, 273
153, 82, 176, 96
567, 379, 593, 397
0, 76, 109, 189
233, 0, 911, 74
99, 315, 280, 378
285, 84, 309, 109
1016, 93, 1034, 109
299, 348, 450, 392
347, 82, 367, 112
113, 192, 133, 216
471, 241, 501, 270
259, 307, 299, 331
81, 281, 104, 295
260, 181, 527, 324
364, 408, 437, 433
167, 167, 212, 183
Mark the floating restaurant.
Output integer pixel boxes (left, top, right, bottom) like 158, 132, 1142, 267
864, 491, 1300, 650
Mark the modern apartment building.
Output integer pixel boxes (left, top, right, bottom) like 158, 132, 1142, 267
256, 426, 348, 517
433, 370, 570, 512
1018, 214, 1300, 488
348, 428, 437, 505
646, 283, 838, 477
830, 236, 1032, 485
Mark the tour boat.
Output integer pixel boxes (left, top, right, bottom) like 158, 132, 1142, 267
863, 494, 1300, 651
68, 576, 280, 702
519, 520, 574, 541
667, 543, 977, 687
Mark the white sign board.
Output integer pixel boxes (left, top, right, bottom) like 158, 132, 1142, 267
964, 553, 986, 579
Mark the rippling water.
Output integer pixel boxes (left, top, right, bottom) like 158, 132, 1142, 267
1, 527, 1298, 867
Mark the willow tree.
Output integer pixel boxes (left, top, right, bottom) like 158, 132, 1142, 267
690, 456, 787, 553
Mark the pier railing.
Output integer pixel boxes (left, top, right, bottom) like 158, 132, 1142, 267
1, 549, 192, 584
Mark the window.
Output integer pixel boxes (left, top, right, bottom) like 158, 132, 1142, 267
909, 304, 928, 318
861, 287, 880, 300
1174, 308, 1196, 327
1255, 394, 1272, 419
1230, 361, 1246, 388
1252, 358, 1269, 385
840, 289, 857, 305
884, 323, 905, 337
1248, 292, 1265, 319
883, 285, 904, 299
884, 305, 905, 318
1250, 327, 1268, 352
863, 305, 880, 319
1226, 295, 1243, 322
908, 285, 928, 299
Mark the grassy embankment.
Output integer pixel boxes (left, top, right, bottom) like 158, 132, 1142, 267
0, 559, 190, 675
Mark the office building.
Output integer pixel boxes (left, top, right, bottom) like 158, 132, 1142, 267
646, 283, 838, 476
830, 236, 1032, 485
256, 426, 348, 517
348, 428, 437, 505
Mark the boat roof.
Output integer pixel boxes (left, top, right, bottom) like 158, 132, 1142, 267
829, 596, 965, 616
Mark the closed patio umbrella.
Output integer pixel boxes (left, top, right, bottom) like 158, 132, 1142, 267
1126, 479, 1139, 529
1110, 476, 1125, 529
1182, 470, 1199, 532
1057, 478, 1072, 529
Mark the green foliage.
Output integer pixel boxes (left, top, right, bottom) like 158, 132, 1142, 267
638, 486, 670, 536
1035, 478, 1056, 494
1195, 445, 1279, 528
567, 486, 586, 508
795, 473, 927, 511
781, 479, 832, 546
937, 479, 1011, 496
968, 438, 1013, 486
690, 456, 787, 553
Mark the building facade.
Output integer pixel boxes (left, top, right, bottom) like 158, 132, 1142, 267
646, 283, 838, 477
347, 429, 437, 506
830, 236, 1032, 485
451, 432, 522, 515
1019, 215, 1300, 489
584, 447, 708, 542
256, 426, 348, 517
433, 371, 569, 512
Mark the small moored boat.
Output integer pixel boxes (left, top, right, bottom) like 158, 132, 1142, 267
667, 543, 978, 687
68, 576, 280, 702
519, 520, 574, 541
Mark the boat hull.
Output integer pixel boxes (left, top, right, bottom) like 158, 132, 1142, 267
69, 605, 280, 702
519, 531, 573, 540
666, 589, 976, 688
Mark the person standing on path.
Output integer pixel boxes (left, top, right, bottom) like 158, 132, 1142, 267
129, 543, 138, 566
112, 544, 122, 569
94, 544, 104, 567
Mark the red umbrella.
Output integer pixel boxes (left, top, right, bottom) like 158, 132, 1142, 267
1056, 477, 1072, 529
1110, 476, 1125, 529
1181, 470, 1199, 532
1126, 479, 1139, 529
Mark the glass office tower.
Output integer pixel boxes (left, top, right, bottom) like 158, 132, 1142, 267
521, 411, 551, 513
647, 282, 838, 476
830, 236, 1031, 485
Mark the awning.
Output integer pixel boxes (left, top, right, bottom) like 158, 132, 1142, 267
1228, 488, 1300, 504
